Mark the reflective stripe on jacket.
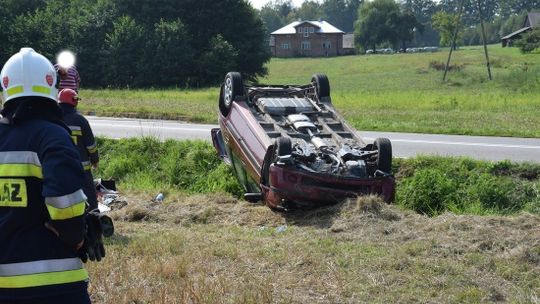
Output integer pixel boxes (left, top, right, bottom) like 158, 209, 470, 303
0, 258, 87, 288
0, 119, 87, 298
61, 104, 99, 168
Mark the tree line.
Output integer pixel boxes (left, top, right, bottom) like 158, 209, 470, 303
0, 0, 270, 88
1, 0, 537, 89
259, 0, 539, 51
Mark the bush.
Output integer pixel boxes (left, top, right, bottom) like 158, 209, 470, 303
398, 168, 459, 216
395, 156, 540, 216
515, 29, 540, 53
428, 60, 463, 72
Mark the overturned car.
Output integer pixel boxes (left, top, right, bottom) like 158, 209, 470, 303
211, 72, 395, 210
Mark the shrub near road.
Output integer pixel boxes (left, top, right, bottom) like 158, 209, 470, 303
96, 138, 540, 217
89, 138, 540, 303
82, 46, 540, 137
395, 157, 540, 216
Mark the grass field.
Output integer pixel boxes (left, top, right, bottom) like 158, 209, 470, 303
81, 45, 540, 137
88, 194, 540, 303
85, 137, 540, 303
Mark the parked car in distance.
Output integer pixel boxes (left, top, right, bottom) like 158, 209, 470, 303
211, 72, 396, 210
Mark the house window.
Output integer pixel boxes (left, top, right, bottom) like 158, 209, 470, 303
282, 43, 290, 50
304, 27, 309, 37
323, 41, 331, 49
301, 41, 311, 50
310, 27, 315, 33
298, 27, 302, 33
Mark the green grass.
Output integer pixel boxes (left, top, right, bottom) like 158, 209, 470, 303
80, 88, 218, 123
95, 137, 243, 196
87, 138, 540, 302
394, 157, 540, 216
263, 45, 540, 137
82, 45, 540, 137
96, 138, 540, 216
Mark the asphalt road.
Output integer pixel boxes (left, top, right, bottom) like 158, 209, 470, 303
88, 116, 540, 163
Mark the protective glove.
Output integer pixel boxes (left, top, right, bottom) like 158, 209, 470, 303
78, 210, 107, 263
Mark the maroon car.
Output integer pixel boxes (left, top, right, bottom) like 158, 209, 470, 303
211, 72, 395, 210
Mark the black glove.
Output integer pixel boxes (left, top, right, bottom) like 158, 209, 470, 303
78, 210, 106, 263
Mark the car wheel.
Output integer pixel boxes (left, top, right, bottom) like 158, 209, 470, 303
374, 138, 392, 173
219, 72, 244, 116
311, 74, 330, 99
276, 137, 292, 157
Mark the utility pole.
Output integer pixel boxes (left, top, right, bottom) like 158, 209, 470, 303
442, 0, 464, 81
476, 0, 492, 80
443, 0, 493, 81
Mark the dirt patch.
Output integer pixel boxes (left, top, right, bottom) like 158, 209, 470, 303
109, 192, 286, 227
96, 192, 540, 303
109, 193, 540, 257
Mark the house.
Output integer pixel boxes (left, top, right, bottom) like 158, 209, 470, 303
270, 20, 346, 57
501, 12, 540, 47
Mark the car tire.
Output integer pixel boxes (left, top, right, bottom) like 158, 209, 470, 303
374, 138, 392, 173
276, 137, 292, 157
311, 74, 330, 99
219, 72, 244, 116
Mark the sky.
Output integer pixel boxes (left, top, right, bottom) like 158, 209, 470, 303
250, 0, 307, 9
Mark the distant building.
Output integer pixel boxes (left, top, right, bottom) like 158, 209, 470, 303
270, 20, 347, 57
501, 12, 540, 47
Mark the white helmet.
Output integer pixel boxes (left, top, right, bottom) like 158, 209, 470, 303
1, 48, 58, 106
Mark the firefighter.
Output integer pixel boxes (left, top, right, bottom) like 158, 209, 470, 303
58, 88, 99, 211
0, 48, 103, 304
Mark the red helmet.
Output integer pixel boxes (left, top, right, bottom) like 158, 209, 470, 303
58, 88, 79, 106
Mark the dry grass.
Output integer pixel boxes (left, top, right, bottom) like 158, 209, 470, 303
87, 193, 540, 303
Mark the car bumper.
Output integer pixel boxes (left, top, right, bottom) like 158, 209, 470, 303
261, 164, 395, 208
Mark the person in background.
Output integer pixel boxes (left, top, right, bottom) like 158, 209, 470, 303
0, 48, 92, 303
58, 88, 99, 211
55, 64, 81, 92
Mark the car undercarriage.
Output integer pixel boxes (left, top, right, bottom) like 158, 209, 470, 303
212, 72, 395, 209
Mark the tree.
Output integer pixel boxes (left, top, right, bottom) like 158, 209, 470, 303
438, 0, 499, 25
144, 19, 195, 87
71, 0, 119, 87
499, 0, 540, 17
259, 4, 287, 33
258, 0, 296, 34
394, 12, 424, 50
1, 0, 270, 88
432, 11, 463, 49
195, 35, 238, 86
292, 1, 324, 21
322, 0, 362, 32
355, 0, 419, 51
355, 0, 400, 50
103, 16, 146, 87
401, 0, 439, 46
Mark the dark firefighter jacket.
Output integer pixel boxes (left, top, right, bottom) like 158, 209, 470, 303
0, 117, 88, 300
60, 104, 99, 171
